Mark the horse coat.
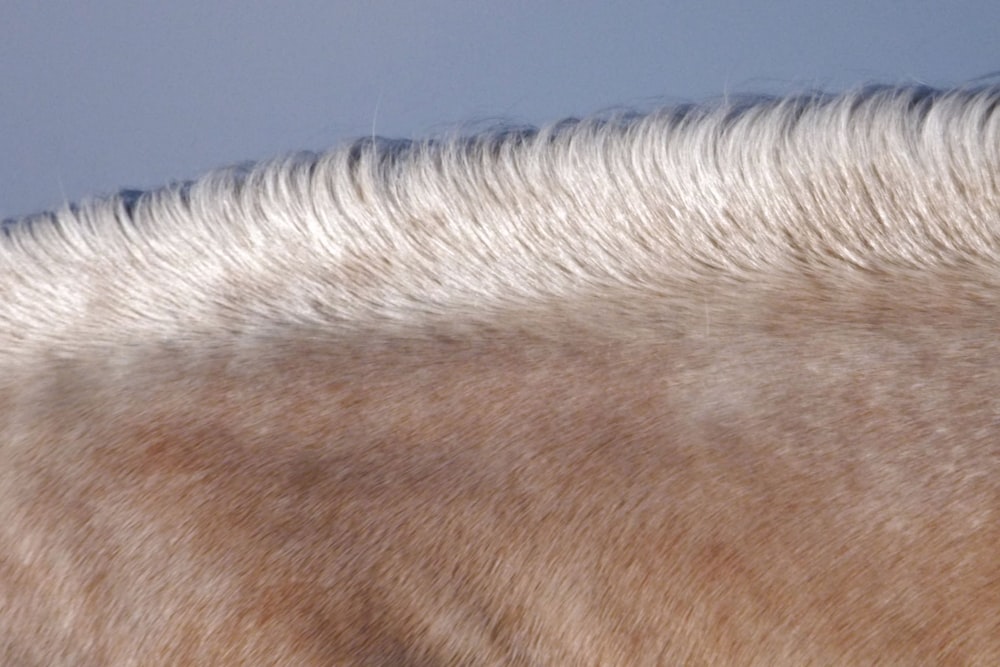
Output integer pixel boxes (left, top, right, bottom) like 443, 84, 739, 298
2, 86, 1000, 664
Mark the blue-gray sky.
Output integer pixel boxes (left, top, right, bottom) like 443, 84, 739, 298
2, 1, 997, 219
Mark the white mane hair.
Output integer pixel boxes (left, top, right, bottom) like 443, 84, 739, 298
2, 85, 998, 360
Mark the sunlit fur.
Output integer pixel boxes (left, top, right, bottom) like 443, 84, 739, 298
2, 86, 1000, 664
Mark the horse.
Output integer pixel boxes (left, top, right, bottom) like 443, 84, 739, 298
2, 85, 999, 664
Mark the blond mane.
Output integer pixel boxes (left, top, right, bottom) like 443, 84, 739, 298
3, 86, 997, 356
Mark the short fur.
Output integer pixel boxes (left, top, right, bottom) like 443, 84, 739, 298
2, 86, 1000, 664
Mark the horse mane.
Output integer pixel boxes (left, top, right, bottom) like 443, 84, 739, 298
2, 85, 999, 357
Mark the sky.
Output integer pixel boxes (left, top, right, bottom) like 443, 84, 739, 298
2, 1, 998, 219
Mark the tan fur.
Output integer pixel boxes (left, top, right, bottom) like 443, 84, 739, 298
2, 86, 1000, 664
